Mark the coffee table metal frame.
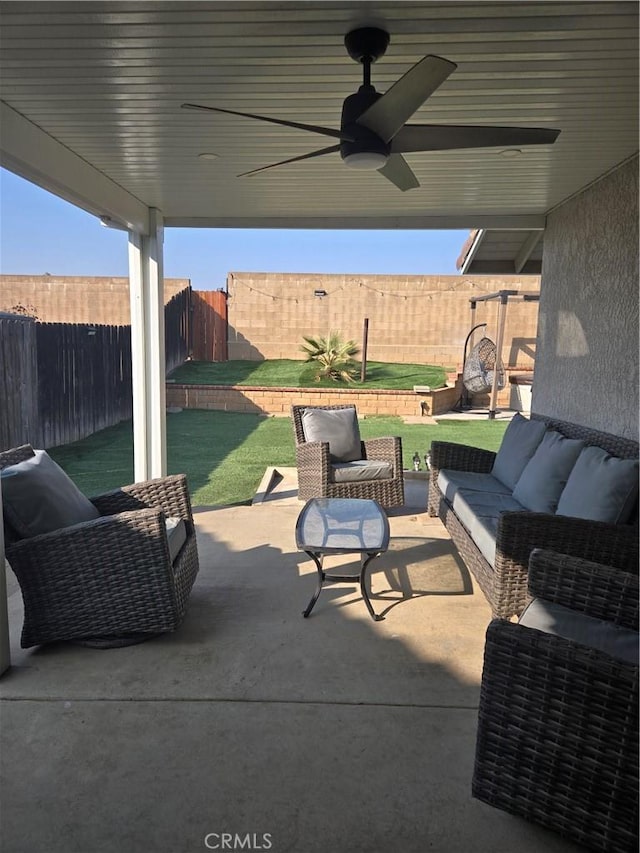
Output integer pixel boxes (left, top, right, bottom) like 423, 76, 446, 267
295, 497, 390, 622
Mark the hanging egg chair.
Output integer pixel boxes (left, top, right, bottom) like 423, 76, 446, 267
462, 336, 505, 394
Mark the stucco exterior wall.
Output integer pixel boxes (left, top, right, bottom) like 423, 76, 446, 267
533, 157, 639, 440
0, 275, 189, 325
227, 272, 540, 368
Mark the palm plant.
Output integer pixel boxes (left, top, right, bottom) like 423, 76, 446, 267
300, 331, 360, 383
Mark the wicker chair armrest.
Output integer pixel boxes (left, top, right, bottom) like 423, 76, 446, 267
7, 507, 172, 575
362, 436, 402, 468
430, 441, 495, 474
496, 511, 640, 576
91, 473, 193, 522
527, 548, 639, 630
0, 444, 35, 470
296, 440, 331, 485
296, 440, 330, 462
482, 617, 638, 691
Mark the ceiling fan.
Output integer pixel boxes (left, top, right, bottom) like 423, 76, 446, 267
182, 27, 560, 191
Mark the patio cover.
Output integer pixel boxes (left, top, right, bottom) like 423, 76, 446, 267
0, 1, 638, 666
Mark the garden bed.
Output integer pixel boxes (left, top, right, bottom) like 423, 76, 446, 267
167, 358, 448, 390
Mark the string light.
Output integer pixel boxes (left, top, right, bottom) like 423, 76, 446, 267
232, 279, 478, 302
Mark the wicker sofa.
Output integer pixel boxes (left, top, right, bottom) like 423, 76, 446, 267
473, 548, 638, 852
428, 414, 639, 619
1, 444, 199, 648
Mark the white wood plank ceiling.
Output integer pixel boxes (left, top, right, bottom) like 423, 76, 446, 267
0, 1, 638, 234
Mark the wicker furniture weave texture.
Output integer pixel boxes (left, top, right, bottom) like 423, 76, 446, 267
473, 549, 639, 853
1, 444, 199, 648
428, 414, 639, 619
291, 405, 404, 507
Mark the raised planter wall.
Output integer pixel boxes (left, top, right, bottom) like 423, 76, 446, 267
166, 383, 464, 417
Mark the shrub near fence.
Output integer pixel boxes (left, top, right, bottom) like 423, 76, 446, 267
0, 287, 192, 449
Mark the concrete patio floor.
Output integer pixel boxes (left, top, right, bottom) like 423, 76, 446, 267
0, 474, 583, 853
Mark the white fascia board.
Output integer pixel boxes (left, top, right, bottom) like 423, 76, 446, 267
0, 101, 149, 234
164, 214, 547, 230
459, 229, 487, 274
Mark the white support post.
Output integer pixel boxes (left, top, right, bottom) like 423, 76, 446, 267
128, 208, 166, 481
128, 231, 149, 482
489, 294, 508, 419
145, 209, 166, 478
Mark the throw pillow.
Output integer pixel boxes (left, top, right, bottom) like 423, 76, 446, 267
1, 449, 100, 538
491, 413, 547, 489
556, 446, 639, 523
513, 430, 585, 513
301, 407, 362, 462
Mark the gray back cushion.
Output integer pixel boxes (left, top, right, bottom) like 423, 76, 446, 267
556, 446, 639, 523
491, 413, 547, 489
1, 449, 100, 538
301, 407, 362, 462
512, 430, 585, 513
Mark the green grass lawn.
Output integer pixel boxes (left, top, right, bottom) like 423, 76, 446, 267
48, 410, 508, 507
168, 359, 449, 390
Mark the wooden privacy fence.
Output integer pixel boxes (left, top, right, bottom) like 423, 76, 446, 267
165, 286, 192, 371
192, 290, 227, 361
0, 314, 38, 451
0, 287, 191, 450
36, 323, 133, 449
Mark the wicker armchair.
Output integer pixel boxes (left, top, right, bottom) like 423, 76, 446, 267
473, 549, 639, 853
291, 404, 404, 507
1, 445, 199, 648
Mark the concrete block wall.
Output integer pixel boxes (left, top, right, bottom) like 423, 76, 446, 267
166, 381, 470, 418
0, 275, 190, 325
226, 272, 540, 369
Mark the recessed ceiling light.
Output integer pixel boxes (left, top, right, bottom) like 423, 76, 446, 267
198, 152, 219, 161
500, 148, 523, 158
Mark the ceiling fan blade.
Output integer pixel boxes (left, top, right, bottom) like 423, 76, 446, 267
181, 103, 352, 141
392, 124, 561, 152
356, 55, 456, 143
237, 145, 340, 178
377, 154, 420, 191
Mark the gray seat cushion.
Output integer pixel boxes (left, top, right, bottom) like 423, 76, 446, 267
519, 598, 639, 665
491, 413, 547, 489
1, 449, 100, 538
301, 407, 362, 462
452, 488, 526, 566
512, 430, 585, 513
331, 459, 393, 483
437, 469, 511, 503
556, 445, 639, 523
165, 516, 187, 563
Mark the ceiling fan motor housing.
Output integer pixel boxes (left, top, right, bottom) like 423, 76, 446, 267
340, 87, 389, 169
344, 28, 390, 64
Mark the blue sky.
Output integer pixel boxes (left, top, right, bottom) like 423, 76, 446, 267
0, 169, 468, 290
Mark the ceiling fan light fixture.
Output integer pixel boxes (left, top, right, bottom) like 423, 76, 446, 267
343, 150, 389, 170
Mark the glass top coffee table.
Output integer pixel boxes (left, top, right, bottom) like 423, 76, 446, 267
295, 497, 390, 621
